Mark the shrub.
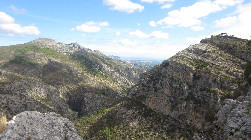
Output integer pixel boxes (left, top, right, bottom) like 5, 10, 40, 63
244, 62, 251, 84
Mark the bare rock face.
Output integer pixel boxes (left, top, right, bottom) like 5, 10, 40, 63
0, 111, 82, 140
213, 87, 251, 139
129, 35, 251, 137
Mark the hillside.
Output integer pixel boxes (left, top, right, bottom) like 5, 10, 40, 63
0, 38, 145, 120
128, 34, 251, 139
1, 35, 250, 139
73, 35, 251, 139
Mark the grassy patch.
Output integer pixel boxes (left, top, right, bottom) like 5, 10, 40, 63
74, 103, 120, 138
15, 45, 70, 62
9, 55, 37, 67
0, 113, 7, 134
244, 62, 251, 84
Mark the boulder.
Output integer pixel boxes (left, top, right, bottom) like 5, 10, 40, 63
0, 111, 82, 140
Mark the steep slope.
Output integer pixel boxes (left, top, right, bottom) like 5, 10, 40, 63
0, 38, 144, 120
128, 34, 251, 138
71, 35, 250, 139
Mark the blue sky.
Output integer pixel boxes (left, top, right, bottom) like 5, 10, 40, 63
0, 0, 251, 60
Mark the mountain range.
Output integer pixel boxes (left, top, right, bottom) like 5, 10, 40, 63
0, 34, 250, 139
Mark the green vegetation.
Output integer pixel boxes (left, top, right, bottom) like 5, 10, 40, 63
0, 113, 7, 134
74, 104, 118, 138
15, 45, 70, 62
74, 98, 193, 139
100, 127, 117, 140
244, 62, 251, 84
218, 125, 224, 131
10, 55, 38, 66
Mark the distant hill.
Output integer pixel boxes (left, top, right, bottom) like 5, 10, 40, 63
0, 38, 145, 120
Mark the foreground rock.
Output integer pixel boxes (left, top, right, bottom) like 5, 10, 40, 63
0, 111, 82, 140
212, 87, 251, 139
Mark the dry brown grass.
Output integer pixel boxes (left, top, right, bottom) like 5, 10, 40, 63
0, 112, 7, 134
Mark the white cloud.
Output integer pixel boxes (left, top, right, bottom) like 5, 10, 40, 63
215, 16, 237, 27
129, 29, 148, 38
0, 12, 14, 23
85, 40, 185, 59
141, 0, 175, 4
72, 24, 100, 32
213, 2, 251, 39
82, 34, 86, 37
129, 29, 169, 39
149, 31, 169, 39
71, 21, 109, 32
185, 37, 204, 45
149, 21, 156, 27
118, 39, 137, 46
116, 31, 120, 36
85, 21, 109, 27
161, 4, 172, 9
214, 0, 243, 7
191, 26, 204, 31
103, 0, 144, 13
137, 23, 141, 26
10, 5, 27, 14
0, 12, 39, 35
151, 0, 243, 28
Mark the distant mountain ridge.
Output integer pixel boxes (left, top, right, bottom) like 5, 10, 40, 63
0, 35, 250, 139
0, 38, 145, 120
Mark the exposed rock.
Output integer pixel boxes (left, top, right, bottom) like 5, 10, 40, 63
213, 87, 251, 139
129, 35, 251, 137
0, 111, 82, 140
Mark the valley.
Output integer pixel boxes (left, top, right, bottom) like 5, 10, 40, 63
0, 35, 250, 139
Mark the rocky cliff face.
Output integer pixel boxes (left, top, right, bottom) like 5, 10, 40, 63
129, 35, 251, 138
0, 38, 145, 120
212, 87, 251, 139
0, 111, 82, 140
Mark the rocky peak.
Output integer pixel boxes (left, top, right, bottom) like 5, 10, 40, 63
31, 38, 57, 45
30, 38, 82, 54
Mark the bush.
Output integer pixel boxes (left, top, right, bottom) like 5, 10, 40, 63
244, 62, 251, 84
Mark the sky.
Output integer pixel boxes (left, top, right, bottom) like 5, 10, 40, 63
0, 0, 251, 60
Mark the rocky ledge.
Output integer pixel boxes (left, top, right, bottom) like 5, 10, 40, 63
0, 111, 82, 140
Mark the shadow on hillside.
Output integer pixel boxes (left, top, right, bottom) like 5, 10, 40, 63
42, 60, 81, 86
0, 89, 53, 120
84, 99, 196, 139
66, 85, 121, 117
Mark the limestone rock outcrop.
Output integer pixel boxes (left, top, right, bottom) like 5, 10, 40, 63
129, 35, 251, 137
0, 111, 83, 140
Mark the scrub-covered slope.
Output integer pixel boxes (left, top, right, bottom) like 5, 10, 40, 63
128, 34, 251, 138
0, 38, 144, 120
